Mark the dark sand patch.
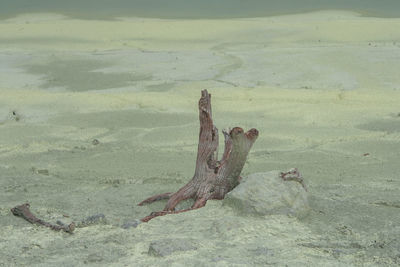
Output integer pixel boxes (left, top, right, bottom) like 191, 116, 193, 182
357, 118, 400, 134
145, 82, 176, 92
24, 58, 151, 92
0, 36, 95, 45
48, 109, 196, 129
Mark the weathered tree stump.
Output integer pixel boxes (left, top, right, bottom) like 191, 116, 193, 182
139, 90, 259, 222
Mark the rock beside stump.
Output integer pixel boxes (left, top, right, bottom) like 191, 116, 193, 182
223, 171, 310, 218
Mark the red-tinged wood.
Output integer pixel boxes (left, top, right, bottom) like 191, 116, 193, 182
139, 90, 258, 222
137, 192, 174, 206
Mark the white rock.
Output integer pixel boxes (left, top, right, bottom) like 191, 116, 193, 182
223, 171, 310, 218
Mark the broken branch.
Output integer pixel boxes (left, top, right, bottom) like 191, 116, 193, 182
11, 203, 75, 234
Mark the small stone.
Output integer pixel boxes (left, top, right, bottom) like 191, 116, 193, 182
92, 139, 100, 145
249, 246, 272, 256
148, 238, 197, 257
10, 110, 21, 122
86, 253, 103, 263
77, 213, 107, 228
37, 169, 49, 176
121, 220, 141, 229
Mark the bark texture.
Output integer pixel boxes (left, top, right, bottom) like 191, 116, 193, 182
139, 90, 258, 222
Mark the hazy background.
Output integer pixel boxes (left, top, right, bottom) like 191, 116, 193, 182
1, 0, 400, 19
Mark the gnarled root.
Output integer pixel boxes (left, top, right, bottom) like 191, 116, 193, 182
137, 192, 173, 206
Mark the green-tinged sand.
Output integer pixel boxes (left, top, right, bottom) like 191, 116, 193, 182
1, 11, 400, 266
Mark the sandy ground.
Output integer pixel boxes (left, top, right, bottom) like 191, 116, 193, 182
1, 11, 400, 266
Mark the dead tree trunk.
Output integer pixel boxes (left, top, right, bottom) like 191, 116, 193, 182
138, 90, 258, 222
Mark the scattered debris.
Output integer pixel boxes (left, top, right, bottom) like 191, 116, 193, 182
92, 139, 100, 145
11, 203, 75, 233
76, 213, 107, 228
371, 201, 400, 209
10, 110, 21, 122
121, 219, 141, 229
37, 169, 50, 176
31, 167, 50, 176
280, 168, 307, 191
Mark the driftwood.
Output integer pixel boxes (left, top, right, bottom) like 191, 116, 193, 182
11, 203, 75, 233
139, 90, 259, 222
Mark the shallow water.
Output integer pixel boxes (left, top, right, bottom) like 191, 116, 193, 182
2, 0, 400, 19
